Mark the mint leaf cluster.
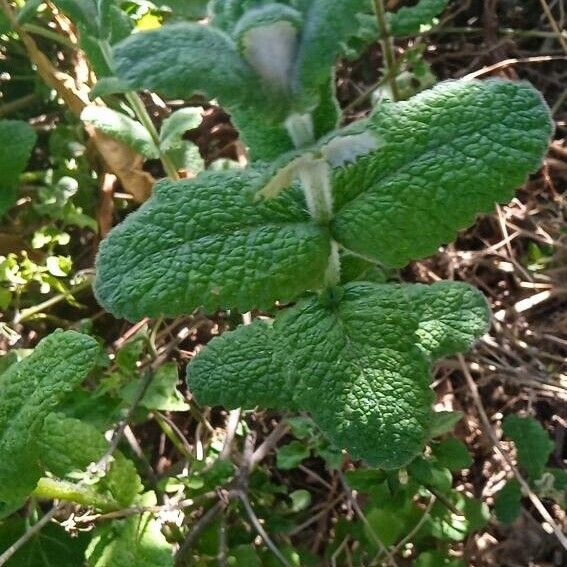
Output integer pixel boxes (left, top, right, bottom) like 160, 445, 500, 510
94, 2, 552, 468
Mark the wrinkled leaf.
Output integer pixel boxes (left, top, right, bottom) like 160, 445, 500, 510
95, 169, 331, 320
189, 281, 488, 468
0, 330, 100, 514
331, 80, 552, 267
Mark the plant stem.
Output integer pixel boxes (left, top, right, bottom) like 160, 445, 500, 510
33, 477, 119, 511
15, 277, 93, 323
285, 114, 341, 286
373, 0, 401, 101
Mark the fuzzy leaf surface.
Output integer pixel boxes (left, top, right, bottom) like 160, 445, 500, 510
112, 23, 265, 111
292, 0, 370, 107
188, 281, 488, 468
330, 80, 552, 267
0, 330, 100, 514
0, 119, 37, 215
95, 170, 331, 320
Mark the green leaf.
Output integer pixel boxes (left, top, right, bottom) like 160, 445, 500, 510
431, 438, 472, 471
121, 362, 189, 411
86, 514, 174, 567
494, 478, 522, 524
38, 413, 143, 507
0, 330, 100, 515
428, 410, 464, 438
188, 281, 488, 468
112, 23, 265, 111
0, 119, 37, 216
344, 469, 387, 492
94, 170, 331, 320
289, 488, 312, 512
81, 106, 159, 159
330, 80, 552, 267
159, 107, 204, 172
388, 0, 449, 37
292, 0, 370, 108
503, 415, 555, 481
365, 507, 406, 546
408, 457, 452, 493
277, 441, 310, 470
159, 107, 203, 153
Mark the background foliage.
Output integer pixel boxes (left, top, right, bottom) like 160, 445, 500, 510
0, 0, 565, 565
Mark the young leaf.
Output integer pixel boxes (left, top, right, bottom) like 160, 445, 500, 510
86, 513, 174, 567
81, 106, 159, 159
0, 330, 100, 514
503, 415, 555, 481
159, 107, 205, 172
188, 281, 488, 468
277, 441, 311, 470
94, 170, 331, 320
431, 438, 473, 471
292, 0, 370, 108
234, 3, 303, 92
388, 0, 449, 37
159, 107, 203, 153
0, 119, 37, 216
330, 80, 552, 267
121, 362, 189, 412
428, 410, 464, 438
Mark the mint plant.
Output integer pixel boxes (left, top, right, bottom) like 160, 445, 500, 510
92, 1, 552, 470
0, 330, 142, 517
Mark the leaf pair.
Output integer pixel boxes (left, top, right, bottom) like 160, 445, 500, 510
188, 281, 489, 467
95, 80, 552, 321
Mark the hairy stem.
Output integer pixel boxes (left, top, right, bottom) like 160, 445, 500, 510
33, 477, 119, 511
285, 114, 341, 286
285, 112, 315, 148
373, 0, 401, 101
